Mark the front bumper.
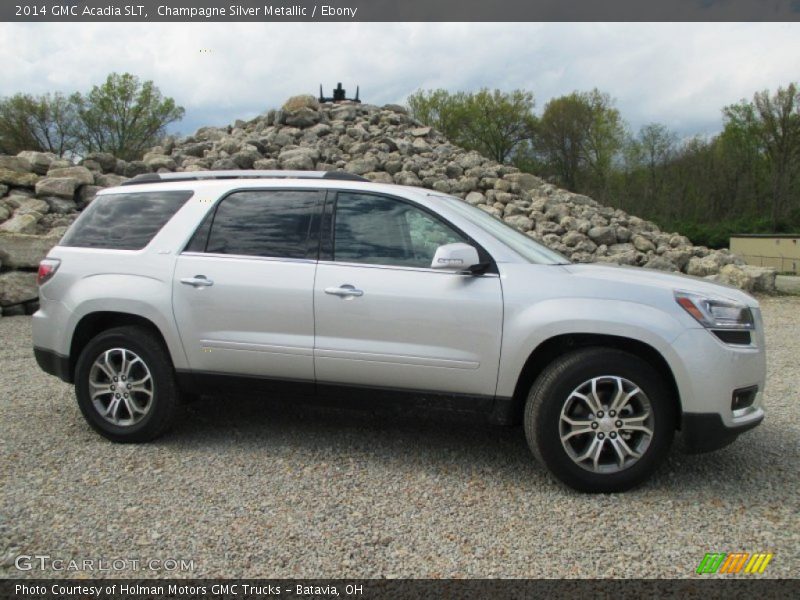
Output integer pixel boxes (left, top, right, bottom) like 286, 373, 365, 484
681, 409, 765, 453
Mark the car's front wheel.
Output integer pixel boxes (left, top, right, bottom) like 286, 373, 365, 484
524, 347, 676, 493
74, 326, 180, 443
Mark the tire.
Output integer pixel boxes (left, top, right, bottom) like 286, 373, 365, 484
524, 347, 676, 493
74, 326, 180, 443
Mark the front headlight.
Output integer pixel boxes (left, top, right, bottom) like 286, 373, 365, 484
675, 291, 754, 330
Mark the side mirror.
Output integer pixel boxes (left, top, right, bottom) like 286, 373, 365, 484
430, 243, 483, 273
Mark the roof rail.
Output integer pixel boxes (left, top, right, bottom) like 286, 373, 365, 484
120, 170, 369, 186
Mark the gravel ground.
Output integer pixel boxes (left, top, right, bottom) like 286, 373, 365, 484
1, 296, 798, 579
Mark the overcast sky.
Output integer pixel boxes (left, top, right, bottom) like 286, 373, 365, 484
2, 22, 798, 139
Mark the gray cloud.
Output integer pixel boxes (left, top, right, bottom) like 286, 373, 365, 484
1, 22, 798, 138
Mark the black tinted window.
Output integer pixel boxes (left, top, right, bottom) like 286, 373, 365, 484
334, 193, 465, 267
205, 190, 321, 258
185, 210, 213, 252
61, 191, 193, 250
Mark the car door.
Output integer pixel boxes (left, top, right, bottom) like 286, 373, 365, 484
314, 191, 504, 398
172, 188, 323, 392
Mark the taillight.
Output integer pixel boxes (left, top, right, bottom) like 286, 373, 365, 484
37, 258, 61, 286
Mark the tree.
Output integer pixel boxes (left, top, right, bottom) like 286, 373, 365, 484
71, 72, 185, 160
0, 92, 78, 156
535, 89, 625, 199
407, 88, 536, 163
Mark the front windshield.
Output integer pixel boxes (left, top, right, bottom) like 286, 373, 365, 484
440, 196, 570, 265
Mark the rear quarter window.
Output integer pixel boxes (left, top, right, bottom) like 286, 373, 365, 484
60, 191, 193, 250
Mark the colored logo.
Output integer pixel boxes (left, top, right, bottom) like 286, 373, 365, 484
696, 552, 773, 574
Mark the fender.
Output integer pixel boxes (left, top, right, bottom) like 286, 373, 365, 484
62, 273, 190, 370
496, 296, 688, 398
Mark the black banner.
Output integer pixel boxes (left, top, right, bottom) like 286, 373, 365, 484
2, 0, 799, 23
2, 579, 800, 600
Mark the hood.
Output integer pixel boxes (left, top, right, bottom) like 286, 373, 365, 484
562, 263, 759, 307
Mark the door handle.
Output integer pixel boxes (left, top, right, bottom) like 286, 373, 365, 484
180, 275, 214, 288
324, 284, 364, 298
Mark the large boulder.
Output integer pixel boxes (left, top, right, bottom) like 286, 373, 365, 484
17, 151, 56, 175
0, 168, 39, 188
588, 225, 617, 246
0, 230, 62, 268
0, 271, 38, 306
0, 213, 41, 234
82, 152, 118, 172
0, 156, 31, 172
278, 148, 318, 170
46, 166, 94, 185
142, 153, 177, 171
35, 177, 78, 199
282, 95, 320, 112
714, 264, 777, 293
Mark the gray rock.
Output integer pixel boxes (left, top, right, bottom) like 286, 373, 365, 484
35, 177, 78, 199
562, 230, 589, 247
0, 271, 38, 306
364, 172, 394, 184
82, 152, 118, 172
631, 234, 656, 253
505, 215, 534, 231
464, 191, 485, 206
504, 172, 540, 192
588, 226, 617, 246
686, 254, 724, 277
717, 264, 777, 293
345, 157, 378, 176
393, 171, 422, 186
253, 158, 279, 170
14, 198, 49, 215
77, 185, 103, 208
232, 149, 261, 169
94, 173, 128, 187
123, 161, 150, 178
0, 230, 61, 268
0, 156, 32, 172
615, 226, 632, 243
644, 256, 678, 271
17, 151, 56, 175
46, 166, 94, 185
0, 168, 39, 188
42, 196, 77, 214
143, 153, 177, 171
181, 142, 213, 158
278, 148, 318, 170
0, 212, 40, 234
284, 107, 321, 128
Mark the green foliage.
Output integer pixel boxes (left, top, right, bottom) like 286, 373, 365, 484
533, 89, 626, 200
71, 73, 185, 161
408, 83, 800, 242
407, 88, 536, 163
0, 72, 184, 160
0, 92, 77, 155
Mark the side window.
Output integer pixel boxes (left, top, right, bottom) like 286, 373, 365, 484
333, 193, 466, 268
61, 191, 193, 250
205, 190, 322, 259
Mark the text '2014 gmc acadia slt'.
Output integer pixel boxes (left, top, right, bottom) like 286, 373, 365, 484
32, 171, 766, 492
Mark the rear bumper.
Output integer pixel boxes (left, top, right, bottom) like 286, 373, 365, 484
681, 409, 764, 453
34, 346, 72, 383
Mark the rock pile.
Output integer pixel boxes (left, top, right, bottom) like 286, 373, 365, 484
0, 94, 776, 315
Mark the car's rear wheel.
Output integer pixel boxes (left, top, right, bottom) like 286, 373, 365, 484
75, 326, 180, 442
524, 347, 676, 493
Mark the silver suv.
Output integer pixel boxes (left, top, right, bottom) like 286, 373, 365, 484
32, 171, 766, 492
